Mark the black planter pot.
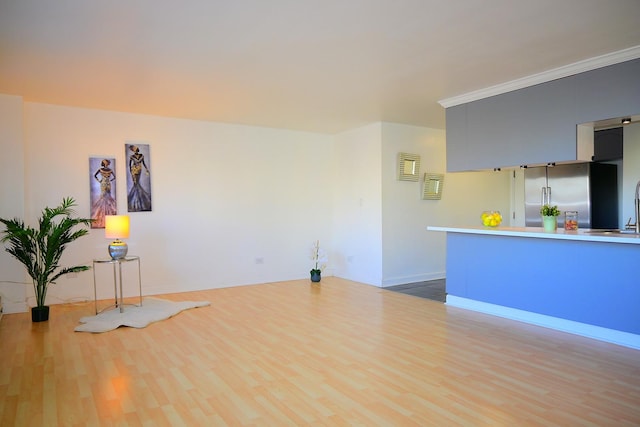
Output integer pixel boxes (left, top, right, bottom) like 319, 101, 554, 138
31, 306, 50, 322
310, 271, 321, 282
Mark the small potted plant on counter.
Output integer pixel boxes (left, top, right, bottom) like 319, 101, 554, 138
540, 204, 561, 232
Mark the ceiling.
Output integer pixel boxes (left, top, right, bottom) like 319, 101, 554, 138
1, 1, 640, 134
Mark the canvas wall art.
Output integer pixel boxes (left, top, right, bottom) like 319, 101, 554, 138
125, 142, 152, 212
89, 157, 117, 229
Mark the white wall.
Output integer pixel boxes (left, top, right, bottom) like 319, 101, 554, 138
623, 122, 640, 226
331, 123, 383, 286
380, 123, 511, 286
19, 102, 334, 305
0, 95, 27, 313
1, 99, 516, 310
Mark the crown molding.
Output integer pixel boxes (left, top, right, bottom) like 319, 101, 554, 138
438, 45, 640, 108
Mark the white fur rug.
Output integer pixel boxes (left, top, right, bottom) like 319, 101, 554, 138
75, 297, 210, 333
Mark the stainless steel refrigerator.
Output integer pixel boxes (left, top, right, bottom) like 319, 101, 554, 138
524, 163, 618, 228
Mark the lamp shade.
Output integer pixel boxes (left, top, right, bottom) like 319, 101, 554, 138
105, 215, 130, 239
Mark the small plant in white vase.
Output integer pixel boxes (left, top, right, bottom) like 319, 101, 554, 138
540, 204, 560, 232
310, 240, 327, 282
540, 204, 560, 217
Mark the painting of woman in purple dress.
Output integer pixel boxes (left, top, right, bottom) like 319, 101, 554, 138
89, 157, 117, 228
126, 143, 152, 212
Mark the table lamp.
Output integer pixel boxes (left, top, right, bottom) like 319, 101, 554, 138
105, 215, 130, 259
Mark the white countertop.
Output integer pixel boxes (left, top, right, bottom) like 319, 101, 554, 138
427, 225, 640, 245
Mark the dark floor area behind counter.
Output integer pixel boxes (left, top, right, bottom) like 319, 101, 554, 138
385, 279, 446, 302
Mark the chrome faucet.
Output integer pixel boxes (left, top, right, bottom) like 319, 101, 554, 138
636, 180, 640, 234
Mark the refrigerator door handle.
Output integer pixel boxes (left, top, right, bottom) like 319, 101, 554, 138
547, 186, 551, 205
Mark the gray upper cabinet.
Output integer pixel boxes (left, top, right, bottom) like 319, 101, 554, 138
574, 59, 640, 124
446, 58, 640, 172
445, 105, 468, 170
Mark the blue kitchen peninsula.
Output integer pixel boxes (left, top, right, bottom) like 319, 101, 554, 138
428, 226, 640, 349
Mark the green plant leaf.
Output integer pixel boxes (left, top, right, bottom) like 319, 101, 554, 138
0, 197, 92, 308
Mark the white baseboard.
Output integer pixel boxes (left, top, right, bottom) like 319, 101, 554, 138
381, 272, 445, 287
2, 301, 28, 314
446, 296, 640, 350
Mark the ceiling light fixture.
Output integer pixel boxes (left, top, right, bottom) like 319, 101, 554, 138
622, 118, 632, 125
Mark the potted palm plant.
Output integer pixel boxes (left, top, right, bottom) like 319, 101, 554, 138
540, 204, 561, 232
0, 197, 93, 322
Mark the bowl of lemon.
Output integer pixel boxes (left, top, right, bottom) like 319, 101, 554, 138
481, 211, 502, 227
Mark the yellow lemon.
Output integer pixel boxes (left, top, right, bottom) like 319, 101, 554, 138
482, 211, 502, 227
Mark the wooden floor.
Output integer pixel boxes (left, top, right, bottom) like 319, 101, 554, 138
1, 277, 639, 426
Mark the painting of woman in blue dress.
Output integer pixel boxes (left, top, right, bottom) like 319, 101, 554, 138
89, 157, 117, 228
126, 143, 152, 212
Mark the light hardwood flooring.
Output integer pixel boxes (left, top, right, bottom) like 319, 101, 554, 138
1, 277, 639, 426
